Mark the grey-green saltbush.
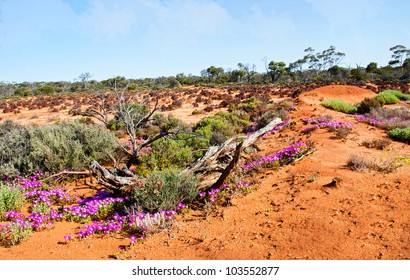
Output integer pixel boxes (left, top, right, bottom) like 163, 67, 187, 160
0, 120, 121, 176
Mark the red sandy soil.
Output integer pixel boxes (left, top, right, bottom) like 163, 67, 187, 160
0, 85, 409, 260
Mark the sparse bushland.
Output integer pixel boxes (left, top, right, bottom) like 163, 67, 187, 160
321, 99, 357, 114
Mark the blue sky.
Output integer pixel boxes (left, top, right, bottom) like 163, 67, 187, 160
0, 0, 409, 83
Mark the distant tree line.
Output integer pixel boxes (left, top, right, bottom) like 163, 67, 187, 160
0, 45, 409, 98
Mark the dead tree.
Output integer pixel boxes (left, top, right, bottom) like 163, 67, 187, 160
72, 81, 177, 169
89, 118, 283, 195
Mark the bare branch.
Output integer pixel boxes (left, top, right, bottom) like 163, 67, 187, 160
41, 170, 92, 183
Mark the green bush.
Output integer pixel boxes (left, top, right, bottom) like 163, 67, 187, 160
106, 119, 125, 131
0, 120, 121, 176
0, 121, 33, 177
129, 169, 198, 213
136, 138, 194, 175
36, 85, 61, 95
321, 99, 357, 114
380, 90, 410, 101
0, 183, 25, 220
194, 111, 249, 146
238, 97, 262, 113
375, 92, 400, 104
14, 88, 31, 96
0, 219, 33, 246
356, 97, 385, 114
388, 128, 410, 143
29, 121, 121, 173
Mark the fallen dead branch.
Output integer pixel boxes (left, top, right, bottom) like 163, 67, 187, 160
40, 170, 92, 183
88, 118, 283, 195
183, 117, 283, 192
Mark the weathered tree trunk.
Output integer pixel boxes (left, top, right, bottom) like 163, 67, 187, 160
184, 118, 282, 191
89, 160, 137, 194
89, 118, 283, 194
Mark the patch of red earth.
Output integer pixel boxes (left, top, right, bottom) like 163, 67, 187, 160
300, 85, 377, 105
0, 85, 409, 260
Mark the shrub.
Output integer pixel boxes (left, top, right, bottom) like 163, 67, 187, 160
129, 169, 198, 213
256, 108, 289, 129
238, 97, 262, 113
0, 183, 25, 220
374, 153, 408, 173
388, 128, 410, 143
356, 97, 384, 114
137, 138, 194, 174
194, 111, 249, 146
347, 153, 407, 173
363, 107, 410, 130
192, 109, 202, 115
321, 99, 357, 114
36, 85, 60, 95
29, 121, 121, 173
0, 219, 32, 246
106, 119, 125, 131
347, 154, 373, 171
379, 90, 410, 101
332, 126, 352, 139
361, 139, 391, 150
0, 120, 121, 176
375, 92, 400, 104
0, 121, 33, 176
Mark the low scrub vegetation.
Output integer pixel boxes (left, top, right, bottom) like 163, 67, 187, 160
129, 169, 198, 213
375, 91, 400, 104
388, 127, 410, 143
321, 99, 357, 114
0, 183, 25, 220
356, 107, 410, 139
379, 90, 410, 101
0, 120, 121, 176
361, 139, 391, 150
347, 153, 408, 173
355, 97, 385, 114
